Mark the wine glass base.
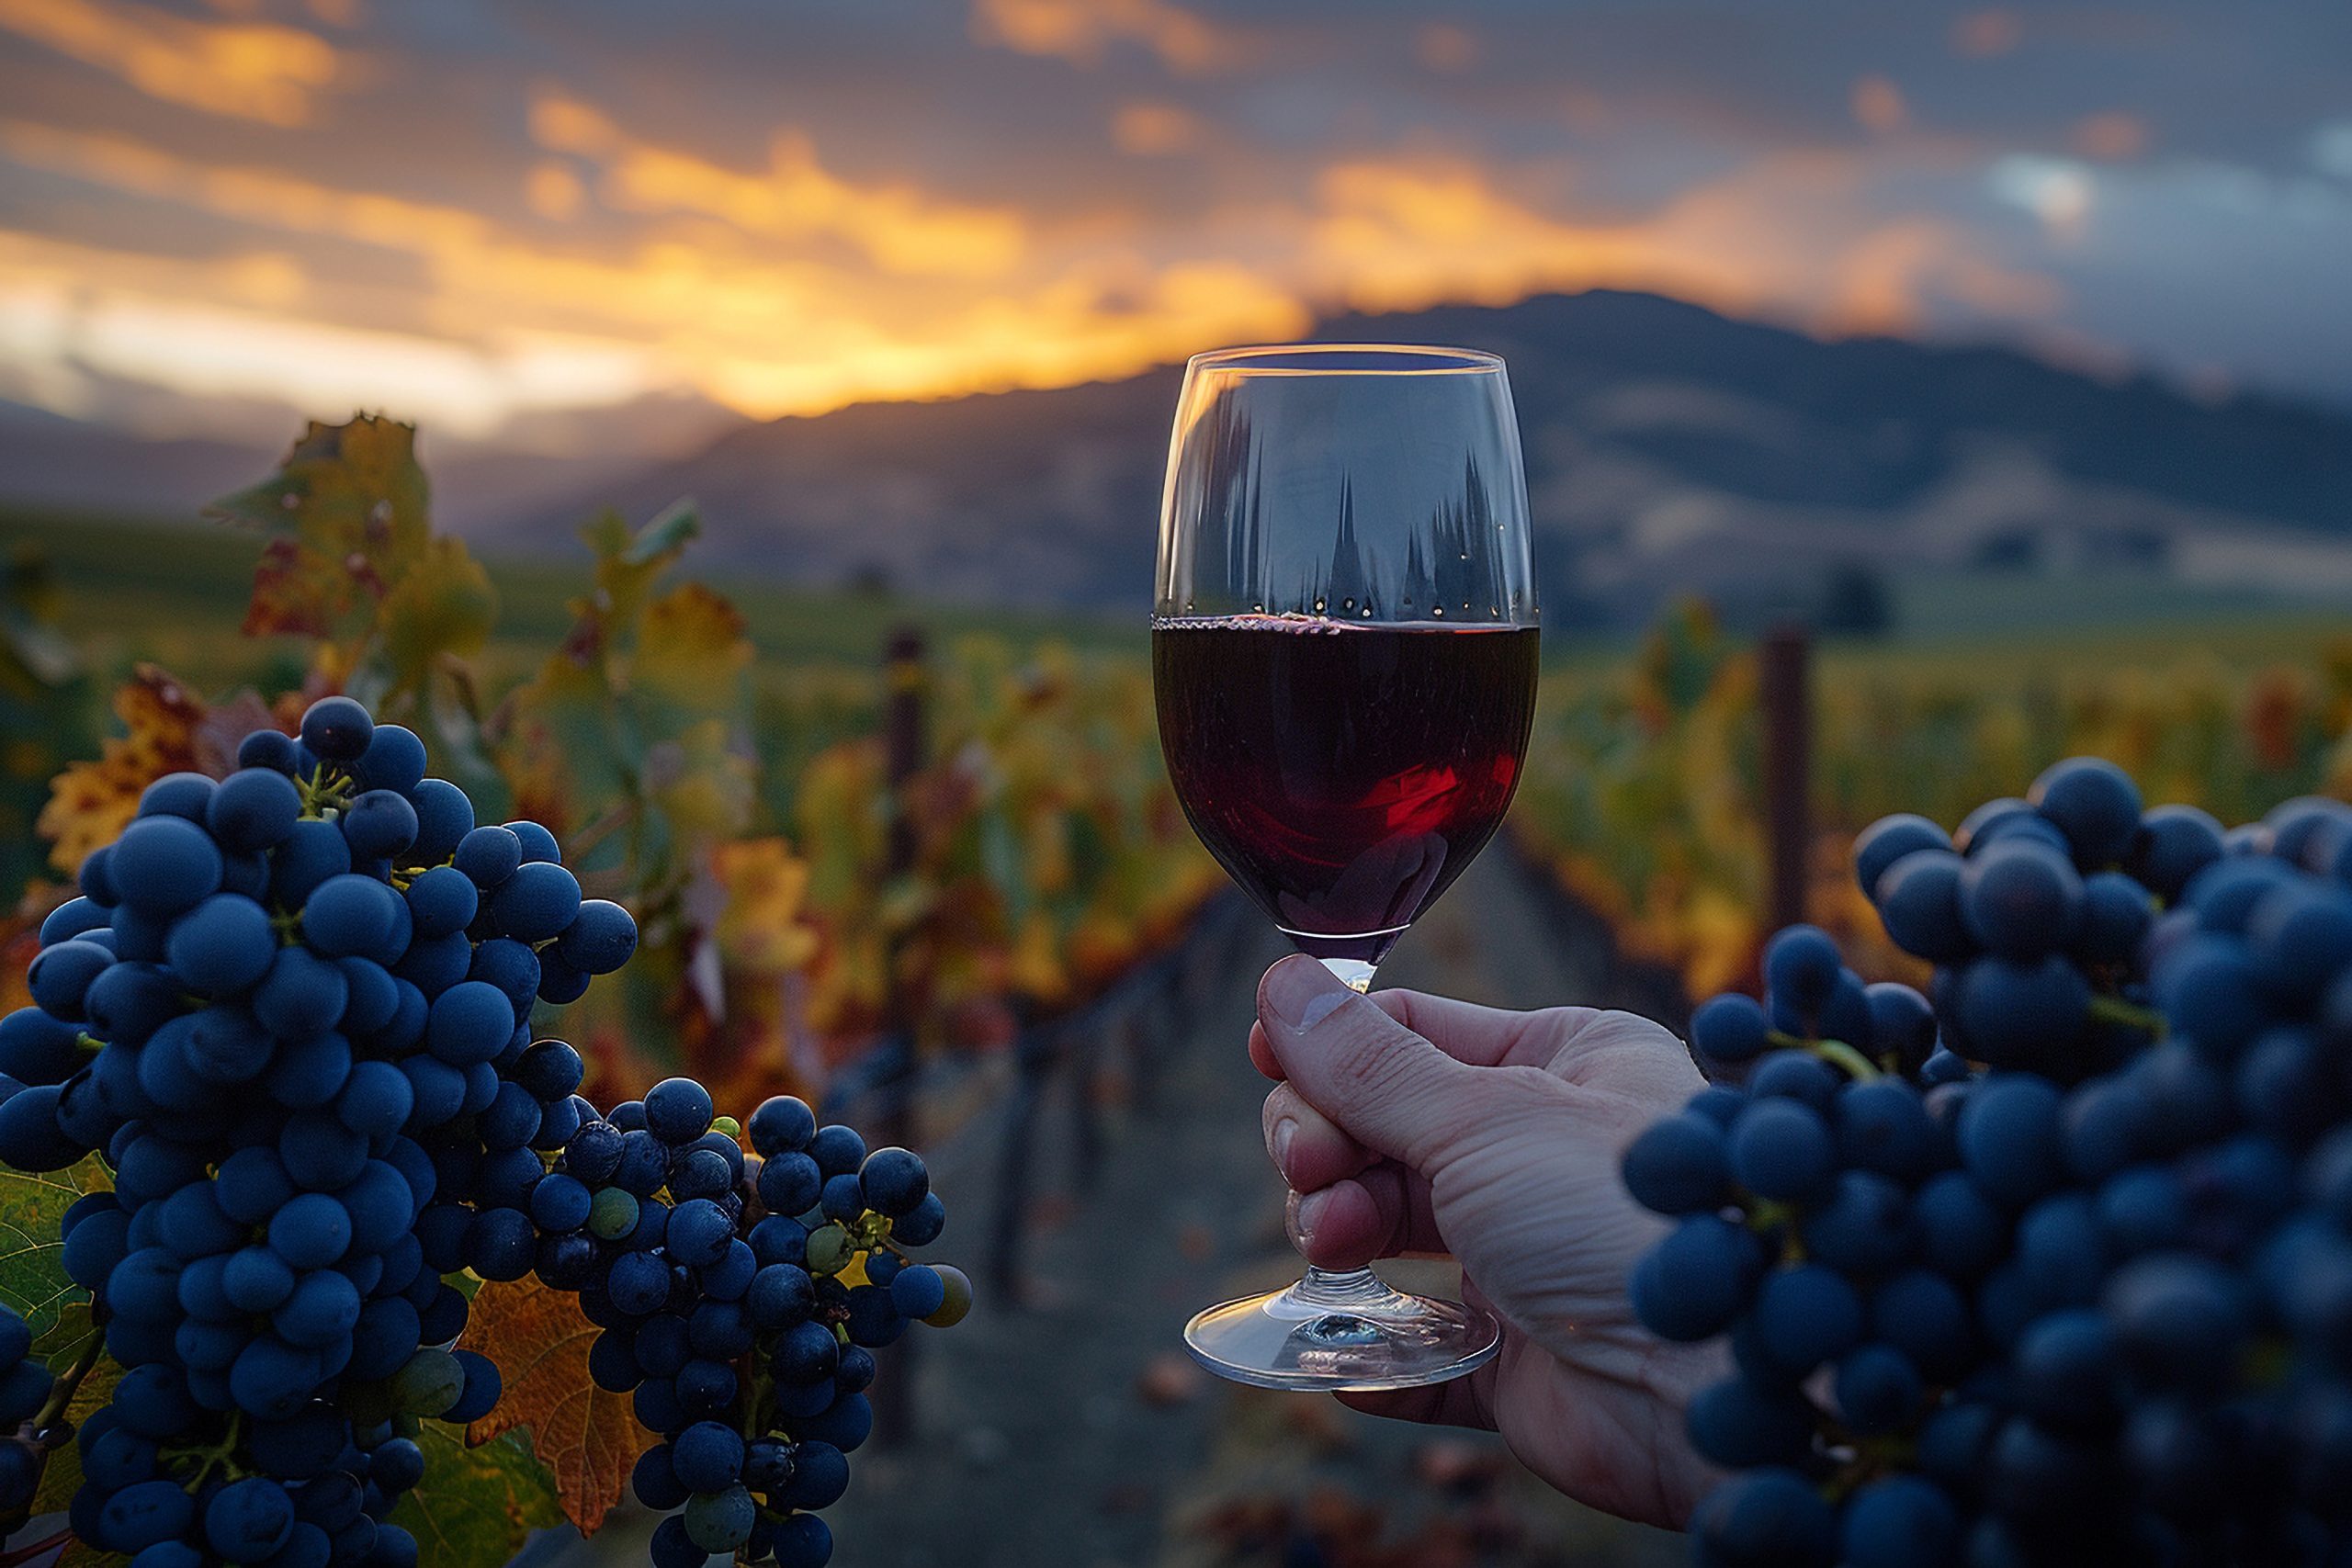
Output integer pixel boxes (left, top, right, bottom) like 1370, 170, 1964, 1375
1182, 1273, 1500, 1392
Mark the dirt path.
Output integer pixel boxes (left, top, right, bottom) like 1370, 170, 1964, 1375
803, 850, 1690, 1568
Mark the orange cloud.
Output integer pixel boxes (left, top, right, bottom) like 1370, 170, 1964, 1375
0, 111, 2064, 444
1304, 151, 2059, 348
970, 0, 1249, 74
1951, 9, 2020, 59
525, 161, 585, 221
1112, 101, 1200, 156
528, 95, 1025, 277
0, 118, 1297, 424
1851, 75, 1908, 135
0, 0, 339, 127
1415, 23, 1479, 74
1817, 220, 2060, 335
2074, 111, 2149, 162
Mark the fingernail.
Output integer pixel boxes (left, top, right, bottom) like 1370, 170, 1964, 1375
1296, 1189, 1330, 1239
1266, 957, 1349, 1032
1272, 1118, 1295, 1173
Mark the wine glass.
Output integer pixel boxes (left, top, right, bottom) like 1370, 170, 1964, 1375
1152, 344, 1540, 1391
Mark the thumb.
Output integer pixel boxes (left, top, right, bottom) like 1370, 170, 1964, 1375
1258, 954, 1489, 1173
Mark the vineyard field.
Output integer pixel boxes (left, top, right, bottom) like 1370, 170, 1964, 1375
7, 422, 2352, 1567
15, 495, 2352, 1035
1, 504, 1142, 684
1516, 599, 2352, 1000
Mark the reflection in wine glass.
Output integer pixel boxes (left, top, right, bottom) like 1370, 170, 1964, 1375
1273, 830, 1449, 988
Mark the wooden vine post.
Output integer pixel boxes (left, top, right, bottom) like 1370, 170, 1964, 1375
874, 624, 926, 1445
1760, 622, 1812, 934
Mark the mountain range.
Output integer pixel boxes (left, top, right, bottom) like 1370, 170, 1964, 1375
8, 290, 2352, 627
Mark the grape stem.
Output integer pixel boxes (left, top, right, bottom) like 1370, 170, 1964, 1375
2086, 995, 2165, 1034
561, 802, 634, 863
1811, 1039, 1880, 1081
163, 1412, 246, 1492
1744, 1199, 1805, 1262
1762, 1030, 1881, 1083
29, 1334, 103, 1444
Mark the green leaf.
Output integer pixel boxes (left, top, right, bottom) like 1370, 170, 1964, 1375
389, 1424, 564, 1565
0, 1156, 109, 1343
32, 1299, 104, 1381
379, 536, 498, 696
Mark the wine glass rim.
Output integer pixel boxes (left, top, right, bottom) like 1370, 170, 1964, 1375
1185, 343, 1504, 376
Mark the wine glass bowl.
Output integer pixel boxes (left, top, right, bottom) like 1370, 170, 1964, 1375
1152, 344, 1539, 1390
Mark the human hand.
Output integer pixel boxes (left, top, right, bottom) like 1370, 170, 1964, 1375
1250, 953, 1723, 1529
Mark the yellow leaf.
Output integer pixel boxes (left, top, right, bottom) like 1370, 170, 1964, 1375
463, 1275, 653, 1535
634, 582, 752, 713
712, 838, 820, 975
36, 665, 207, 874
211, 415, 430, 644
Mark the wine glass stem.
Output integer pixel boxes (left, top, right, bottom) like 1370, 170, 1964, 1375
1294, 957, 1377, 1306
1293, 1265, 1389, 1308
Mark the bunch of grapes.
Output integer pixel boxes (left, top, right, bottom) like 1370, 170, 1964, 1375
554, 1080, 967, 1568
0, 694, 634, 1564
1625, 758, 2352, 1567
0, 1302, 57, 1512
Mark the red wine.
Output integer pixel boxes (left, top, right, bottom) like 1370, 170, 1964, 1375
1153, 616, 1540, 965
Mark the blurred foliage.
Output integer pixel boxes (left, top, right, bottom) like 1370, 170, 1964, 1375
6, 415, 1218, 1118
1513, 597, 2352, 998
0, 546, 94, 898
24, 416, 2350, 1103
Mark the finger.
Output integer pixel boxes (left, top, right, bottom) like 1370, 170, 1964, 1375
1289, 1161, 1445, 1268
1368, 989, 1691, 1090
1334, 1359, 1498, 1430
1262, 1083, 1374, 1193
1257, 955, 1512, 1171
1359, 987, 1574, 1069
1288, 1179, 1388, 1270
1248, 1021, 1283, 1082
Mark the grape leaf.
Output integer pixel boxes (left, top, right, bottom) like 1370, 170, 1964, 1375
32, 1298, 106, 1380
208, 415, 430, 644
34, 666, 207, 874
709, 838, 820, 975
189, 690, 285, 779
498, 502, 751, 865
379, 536, 497, 696
389, 1421, 563, 1564
462, 1275, 652, 1535
633, 582, 751, 714
0, 1155, 109, 1344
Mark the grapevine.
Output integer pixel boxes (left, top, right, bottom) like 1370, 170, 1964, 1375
1628, 756, 2352, 1566
0, 691, 969, 1565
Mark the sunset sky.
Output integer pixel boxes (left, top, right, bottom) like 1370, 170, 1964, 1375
2, 0, 2348, 462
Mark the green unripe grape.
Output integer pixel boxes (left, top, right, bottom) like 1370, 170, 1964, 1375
925, 1263, 974, 1328
588, 1186, 640, 1241
391, 1348, 465, 1417
805, 1223, 854, 1277
684, 1483, 756, 1551
710, 1115, 741, 1138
